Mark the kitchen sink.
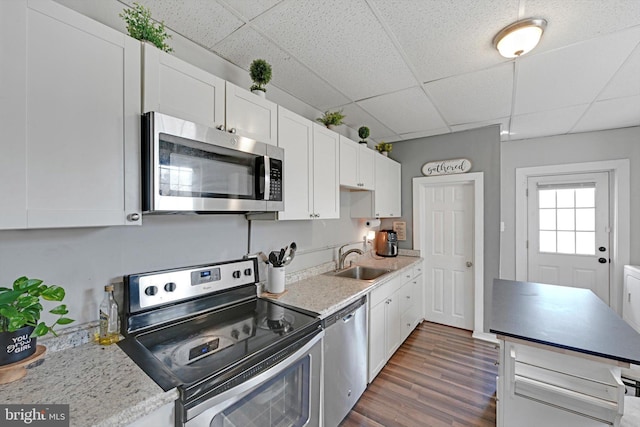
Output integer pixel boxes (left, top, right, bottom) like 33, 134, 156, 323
329, 266, 392, 281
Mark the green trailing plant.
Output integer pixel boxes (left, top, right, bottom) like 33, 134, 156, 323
316, 110, 346, 127
375, 142, 393, 154
249, 59, 273, 93
120, 3, 173, 53
358, 126, 370, 143
0, 277, 74, 338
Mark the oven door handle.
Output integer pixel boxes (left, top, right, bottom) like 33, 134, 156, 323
184, 329, 324, 425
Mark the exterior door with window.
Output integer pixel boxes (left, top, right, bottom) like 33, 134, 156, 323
527, 172, 610, 303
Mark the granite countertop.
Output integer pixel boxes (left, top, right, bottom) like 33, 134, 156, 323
490, 278, 640, 365
0, 341, 178, 427
263, 255, 422, 318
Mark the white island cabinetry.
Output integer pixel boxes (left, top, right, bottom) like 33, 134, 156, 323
1, 0, 141, 229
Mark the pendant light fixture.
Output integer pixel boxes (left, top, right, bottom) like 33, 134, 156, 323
493, 18, 547, 58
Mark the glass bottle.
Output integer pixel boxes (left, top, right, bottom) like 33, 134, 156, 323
99, 284, 119, 345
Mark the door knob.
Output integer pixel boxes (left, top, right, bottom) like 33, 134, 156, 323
466, 261, 473, 267
598, 257, 607, 264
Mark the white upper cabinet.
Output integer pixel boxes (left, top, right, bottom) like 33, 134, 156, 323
339, 136, 374, 190
142, 45, 277, 145
142, 43, 225, 130
225, 82, 277, 146
277, 108, 339, 220
351, 155, 402, 218
1, 0, 141, 229
277, 107, 313, 220
312, 124, 340, 219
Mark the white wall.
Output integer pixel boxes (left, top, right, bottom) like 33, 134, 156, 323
0, 1, 366, 328
500, 126, 640, 309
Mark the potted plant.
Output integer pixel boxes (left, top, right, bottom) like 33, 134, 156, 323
249, 59, 273, 98
358, 126, 370, 145
375, 142, 393, 156
0, 277, 73, 366
316, 110, 346, 129
120, 2, 173, 53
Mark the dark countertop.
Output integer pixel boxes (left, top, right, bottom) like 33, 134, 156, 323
490, 278, 640, 365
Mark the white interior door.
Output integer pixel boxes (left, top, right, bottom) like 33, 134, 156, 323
527, 172, 610, 303
423, 183, 475, 330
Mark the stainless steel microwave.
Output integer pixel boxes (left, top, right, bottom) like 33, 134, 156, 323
142, 112, 284, 213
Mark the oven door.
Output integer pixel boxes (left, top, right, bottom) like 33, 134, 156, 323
143, 112, 283, 213
183, 331, 323, 427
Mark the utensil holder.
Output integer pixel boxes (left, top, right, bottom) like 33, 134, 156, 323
268, 266, 285, 294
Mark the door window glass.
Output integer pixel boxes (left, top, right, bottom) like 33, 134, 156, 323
538, 186, 596, 255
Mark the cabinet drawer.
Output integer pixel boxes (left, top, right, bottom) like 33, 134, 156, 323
370, 277, 400, 307
412, 264, 424, 278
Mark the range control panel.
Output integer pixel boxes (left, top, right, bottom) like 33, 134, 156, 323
127, 258, 257, 312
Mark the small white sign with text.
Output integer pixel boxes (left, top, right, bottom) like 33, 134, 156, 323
421, 158, 471, 176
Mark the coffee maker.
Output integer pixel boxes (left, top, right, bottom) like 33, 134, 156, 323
375, 230, 398, 257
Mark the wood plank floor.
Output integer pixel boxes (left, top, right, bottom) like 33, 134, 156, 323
340, 321, 498, 427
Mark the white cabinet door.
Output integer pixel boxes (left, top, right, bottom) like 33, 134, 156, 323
339, 136, 359, 188
277, 107, 313, 220
350, 154, 401, 218
312, 124, 340, 219
339, 136, 375, 190
142, 43, 225, 130
368, 300, 387, 382
358, 145, 375, 190
386, 290, 401, 358
226, 82, 277, 146
1, 0, 141, 229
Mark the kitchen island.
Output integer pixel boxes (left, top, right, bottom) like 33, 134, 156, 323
491, 279, 640, 426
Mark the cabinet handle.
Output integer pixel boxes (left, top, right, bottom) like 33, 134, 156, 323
216, 124, 225, 131
310, 214, 314, 218
406, 295, 410, 299
228, 127, 237, 134
127, 213, 140, 222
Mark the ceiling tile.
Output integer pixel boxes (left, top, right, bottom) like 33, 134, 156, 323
510, 105, 587, 140
394, 128, 452, 142
451, 117, 510, 135
524, 0, 640, 54
334, 103, 397, 140
212, 26, 349, 110
372, 0, 519, 82
599, 44, 640, 100
251, 0, 416, 100
572, 96, 640, 133
515, 26, 640, 115
357, 87, 448, 134
130, 0, 244, 48
218, 0, 282, 21
425, 63, 513, 125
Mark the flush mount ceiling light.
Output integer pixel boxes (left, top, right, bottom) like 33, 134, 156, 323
493, 18, 547, 58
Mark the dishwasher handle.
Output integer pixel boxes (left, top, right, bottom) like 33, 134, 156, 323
342, 313, 355, 323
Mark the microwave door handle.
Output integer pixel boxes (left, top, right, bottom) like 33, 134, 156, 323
262, 156, 270, 201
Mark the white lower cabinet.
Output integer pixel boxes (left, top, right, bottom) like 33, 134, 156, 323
368, 265, 423, 383
1, 0, 141, 229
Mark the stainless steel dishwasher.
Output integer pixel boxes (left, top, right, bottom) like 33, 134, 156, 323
323, 296, 368, 427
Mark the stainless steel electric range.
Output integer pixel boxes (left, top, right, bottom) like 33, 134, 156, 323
118, 258, 323, 427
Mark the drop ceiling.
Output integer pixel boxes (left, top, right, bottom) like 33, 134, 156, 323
123, 0, 640, 142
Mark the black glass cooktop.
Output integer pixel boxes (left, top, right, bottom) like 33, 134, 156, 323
134, 298, 318, 386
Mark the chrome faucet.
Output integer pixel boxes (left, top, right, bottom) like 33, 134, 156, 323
338, 244, 364, 270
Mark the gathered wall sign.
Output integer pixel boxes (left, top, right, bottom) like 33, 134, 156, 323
421, 158, 472, 176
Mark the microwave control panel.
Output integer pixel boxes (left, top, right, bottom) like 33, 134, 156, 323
269, 158, 283, 201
